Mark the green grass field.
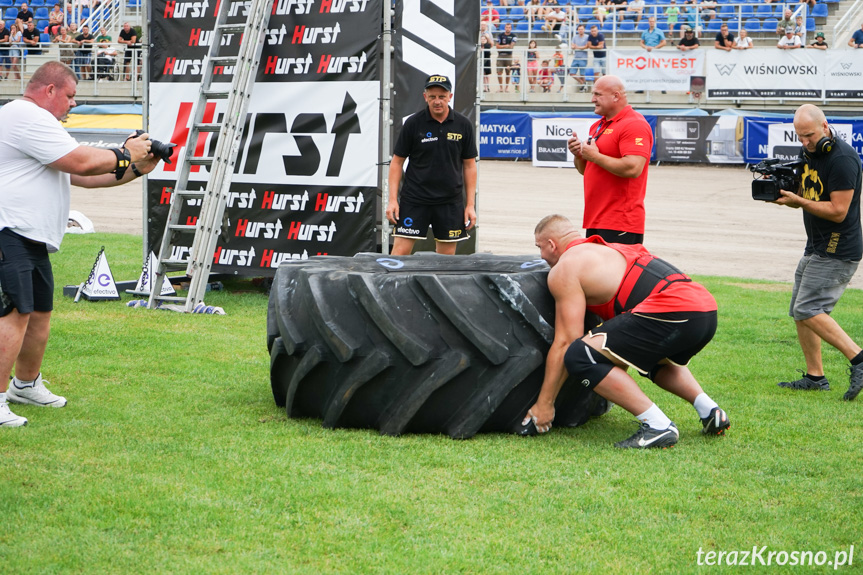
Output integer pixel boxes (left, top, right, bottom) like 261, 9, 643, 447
2, 233, 861, 574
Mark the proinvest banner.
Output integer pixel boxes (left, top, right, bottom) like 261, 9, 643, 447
609, 50, 704, 92
706, 49, 825, 99
147, 0, 380, 276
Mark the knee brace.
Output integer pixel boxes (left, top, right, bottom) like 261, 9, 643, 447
563, 339, 615, 390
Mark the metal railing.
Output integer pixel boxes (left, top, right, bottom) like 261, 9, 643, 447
482, 1, 820, 48
834, 0, 863, 45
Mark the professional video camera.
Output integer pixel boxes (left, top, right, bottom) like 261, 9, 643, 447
749, 158, 803, 202
133, 129, 176, 164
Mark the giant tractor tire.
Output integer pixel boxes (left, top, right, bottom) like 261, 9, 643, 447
266, 253, 607, 439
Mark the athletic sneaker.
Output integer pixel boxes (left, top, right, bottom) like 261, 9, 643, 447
7, 374, 67, 408
701, 407, 730, 435
614, 422, 679, 449
0, 401, 28, 427
778, 371, 830, 391
844, 362, 863, 401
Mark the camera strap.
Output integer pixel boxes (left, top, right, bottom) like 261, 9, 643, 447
111, 147, 131, 180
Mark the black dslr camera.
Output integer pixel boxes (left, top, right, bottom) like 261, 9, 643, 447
749, 158, 803, 202
133, 129, 176, 164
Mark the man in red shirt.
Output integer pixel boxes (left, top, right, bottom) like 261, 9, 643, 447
567, 75, 653, 244
481, 1, 501, 31
522, 214, 730, 448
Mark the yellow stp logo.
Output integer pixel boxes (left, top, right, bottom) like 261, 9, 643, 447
447, 133, 463, 141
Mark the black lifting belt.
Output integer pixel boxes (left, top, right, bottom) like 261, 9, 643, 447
613, 254, 692, 315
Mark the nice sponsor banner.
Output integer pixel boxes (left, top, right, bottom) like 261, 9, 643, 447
766, 122, 855, 161
530, 117, 594, 168
705, 49, 823, 99
608, 50, 704, 92
148, 0, 380, 275
743, 117, 863, 162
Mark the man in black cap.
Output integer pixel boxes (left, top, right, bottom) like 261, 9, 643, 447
386, 75, 477, 255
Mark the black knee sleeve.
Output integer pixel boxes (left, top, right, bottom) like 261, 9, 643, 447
563, 339, 615, 390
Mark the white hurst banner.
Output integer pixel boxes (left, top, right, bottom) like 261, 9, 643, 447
608, 50, 704, 92
531, 117, 594, 168
706, 49, 826, 99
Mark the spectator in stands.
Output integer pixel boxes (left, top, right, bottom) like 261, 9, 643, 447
543, 6, 567, 34
606, 0, 628, 15
496, 21, 517, 92
587, 24, 607, 76
806, 30, 828, 49
538, 59, 554, 92
734, 28, 753, 49
799, 0, 816, 12
699, 0, 716, 22
481, 1, 501, 33
680, 0, 701, 38
526, 39, 539, 91
569, 24, 589, 91
64, 2, 77, 26
7, 23, 21, 79
52, 25, 75, 65
593, 0, 609, 26
510, 57, 521, 92
777, 26, 802, 49
95, 26, 115, 80
677, 25, 700, 50
714, 22, 734, 51
793, 15, 805, 39
552, 44, 566, 92
665, 0, 681, 35
0, 21, 9, 78
46, 3, 63, 37
480, 23, 493, 93
526, 0, 545, 21
118, 22, 139, 81
849, 22, 863, 48
640, 16, 666, 51
777, 8, 794, 38
22, 20, 41, 56
74, 24, 94, 79
626, 0, 645, 23
15, 2, 34, 33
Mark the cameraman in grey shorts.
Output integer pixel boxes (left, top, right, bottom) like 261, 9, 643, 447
772, 104, 863, 401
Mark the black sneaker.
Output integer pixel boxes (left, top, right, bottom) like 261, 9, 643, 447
614, 422, 678, 449
778, 371, 830, 391
701, 407, 730, 435
844, 362, 863, 401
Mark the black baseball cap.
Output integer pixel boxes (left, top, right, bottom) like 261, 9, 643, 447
424, 74, 452, 92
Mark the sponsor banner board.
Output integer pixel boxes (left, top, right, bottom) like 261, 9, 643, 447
479, 111, 532, 159
530, 117, 594, 167
706, 50, 823, 99
148, 0, 380, 274
609, 50, 704, 92
655, 115, 744, 164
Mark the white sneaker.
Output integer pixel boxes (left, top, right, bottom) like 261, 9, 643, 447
0, 401, 27, 427
7, 374, 67, 407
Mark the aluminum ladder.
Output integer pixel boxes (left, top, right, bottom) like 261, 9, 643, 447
147, 0, 271, 312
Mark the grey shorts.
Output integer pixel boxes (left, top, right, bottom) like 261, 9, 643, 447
789, 253, 859, 321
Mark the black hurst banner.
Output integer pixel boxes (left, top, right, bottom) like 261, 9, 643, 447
392, 0, 478, 132
147, 0, 380, 275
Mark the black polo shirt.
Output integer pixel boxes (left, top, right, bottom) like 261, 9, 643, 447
394, 106, 477, 205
